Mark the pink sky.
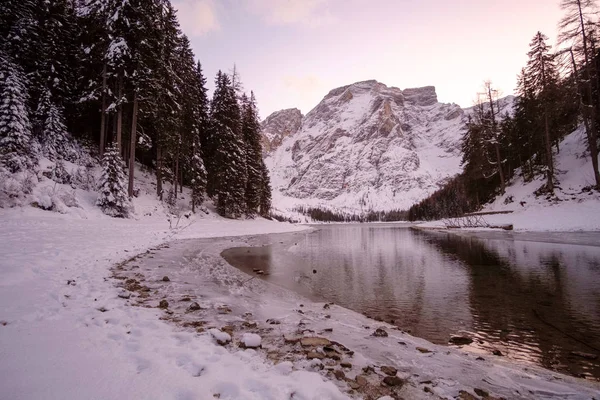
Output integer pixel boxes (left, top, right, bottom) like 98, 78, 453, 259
175, 0, 564, 118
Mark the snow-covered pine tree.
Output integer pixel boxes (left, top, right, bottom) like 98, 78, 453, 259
241, 92, 263, 215
0, 51, 37, 173
96, 143, 131, 218
259, 162, 272, 217
190, 139, 207, 212
42, 100, 76, 162
209, 71, 247, 218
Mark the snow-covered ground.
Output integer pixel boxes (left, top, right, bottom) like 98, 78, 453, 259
416, 127, 600, 231
1, 155, 599, 399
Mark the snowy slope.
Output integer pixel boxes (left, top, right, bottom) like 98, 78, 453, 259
264, 80, 467, 213
416, 126, 600, 231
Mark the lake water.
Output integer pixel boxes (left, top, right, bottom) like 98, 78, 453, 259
222, 224, 600, 380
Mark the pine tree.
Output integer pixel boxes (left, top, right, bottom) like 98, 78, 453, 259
241, 92, 263, 215
259, 162, 272, 216
96, 143, 131, 218
209, 71, 247, 218
0, 52, 36, 173
525, 31, 559, 191
190, 140, 207, 212
42, 102, 75, 162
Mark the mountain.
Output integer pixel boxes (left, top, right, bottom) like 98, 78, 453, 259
260, 108, 303, 154
263, 80, 471, 213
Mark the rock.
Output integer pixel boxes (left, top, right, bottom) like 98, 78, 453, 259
382, 376, 404, 387
372, 328, 388, 337
449, 335, 473, 345
476, 356, 485, 361
118, 291, 131, 299
333, 370, 345, 380
362, 365, 375, 374
458, 390, 478, 400
240, 333, 261, 348
162, 276, 170, 282
158, 300, 169, 309
474, 388, 489, 397
0, 321, 7, 326
323, 328, 333, 333
323, 303, 330, 310
217, 306, 232, 314
301, 337, 331, 347
221, 325, 234, 336
340, 362, 352, 368
570, 351, 598, 360
307, 351, 325, 360
356, 375, 368, 386
180, 297, 191, 302
284, 335, 301, 344
187, 302, 202, 312
380, 366, 397, 376
416, 347, 431, 354
209, 328, 231, 345
492, 349, 503, 356
242, 321, 257, 329
256, 270, 264, 275
266, 318, 280, 325
348, 381, 361, 390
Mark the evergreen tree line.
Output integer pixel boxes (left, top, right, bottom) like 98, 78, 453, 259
409, 0, 600, 221
293, 206, 407, 223
0, 0, 271, 218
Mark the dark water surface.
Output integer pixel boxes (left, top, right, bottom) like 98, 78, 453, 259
222, 224, 600, 379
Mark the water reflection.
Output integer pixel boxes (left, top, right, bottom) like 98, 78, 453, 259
221, 225, 600, 379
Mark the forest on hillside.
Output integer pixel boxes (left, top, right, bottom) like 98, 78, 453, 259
0, 0, 271, 219
408, 0, 600, 221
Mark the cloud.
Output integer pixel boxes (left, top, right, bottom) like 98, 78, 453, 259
173, 0, 220, 36
245, 0, 336, 27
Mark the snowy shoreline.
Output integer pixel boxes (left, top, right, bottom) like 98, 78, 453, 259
1, 207, 599, 399
111, 230, 600, 399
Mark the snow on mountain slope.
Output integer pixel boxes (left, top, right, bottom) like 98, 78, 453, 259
263, 80, 468, 213
260, 108, 303, 154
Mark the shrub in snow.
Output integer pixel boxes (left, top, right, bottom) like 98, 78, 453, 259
0, 167, 37, 207
0, 52, 37, 173
96, 144, 131, 218
50, 159, 71, 185
72, 166, 96, 191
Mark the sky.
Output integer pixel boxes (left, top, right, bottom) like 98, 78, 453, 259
173, 0, 565, 119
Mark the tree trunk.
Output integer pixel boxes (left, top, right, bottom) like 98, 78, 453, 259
180, 160, 183, 193
128, 95, 138, 197
116, 74, 123, 152
543, 110, 554, 191
156, 142, 163, 200
173, 157, 179, 195
99, 63, 107, 157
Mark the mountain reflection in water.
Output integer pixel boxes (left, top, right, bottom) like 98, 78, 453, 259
222, 225, 600, 379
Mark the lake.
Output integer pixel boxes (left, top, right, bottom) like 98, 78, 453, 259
222, 224, 600, 380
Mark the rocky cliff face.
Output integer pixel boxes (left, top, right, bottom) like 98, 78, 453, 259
263, 80, 468, 212
260, 108, 303, 154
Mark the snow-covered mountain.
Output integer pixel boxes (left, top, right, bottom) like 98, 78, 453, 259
260, 108, 303, 154
263, 80, 469, 213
